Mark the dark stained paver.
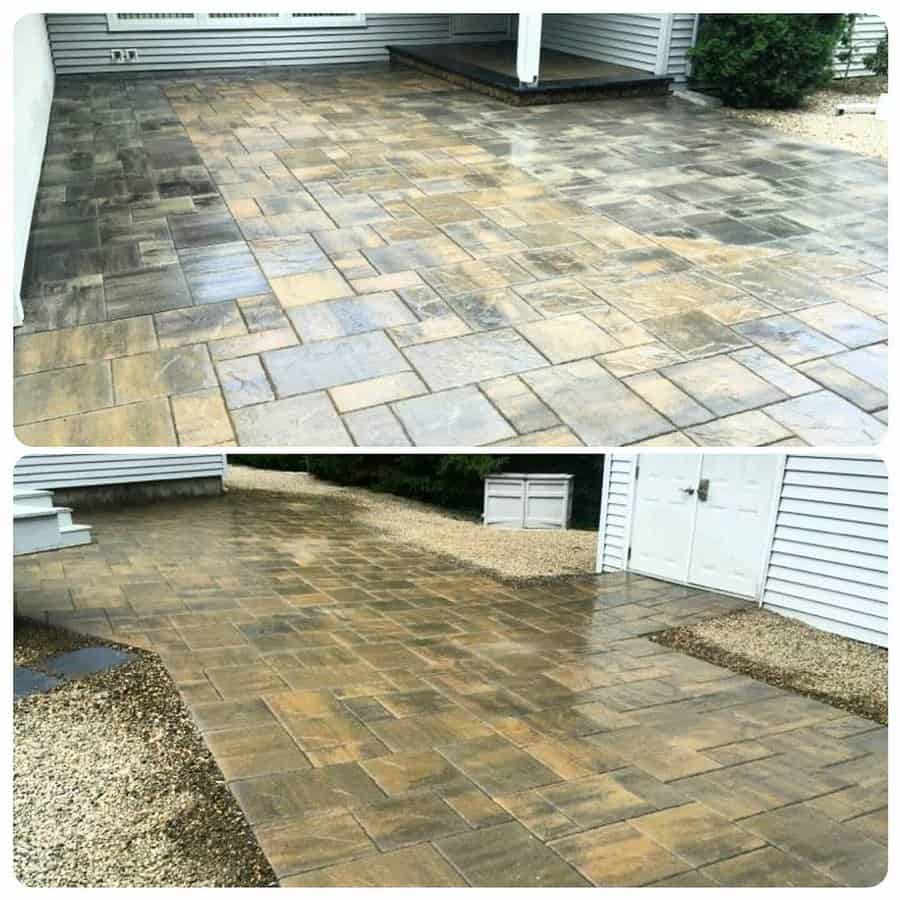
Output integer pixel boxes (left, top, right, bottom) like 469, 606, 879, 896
13, 491, 888, 885
14, 65, 887, 446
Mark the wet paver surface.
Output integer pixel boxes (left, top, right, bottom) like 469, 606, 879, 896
14, 491, 887, 885
15, 64, 887, 447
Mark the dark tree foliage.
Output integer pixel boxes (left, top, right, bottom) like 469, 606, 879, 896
228, 454, 605, 528
689, 14, 846, 108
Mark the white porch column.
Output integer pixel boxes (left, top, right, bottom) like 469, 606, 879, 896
516, 13, 542, 86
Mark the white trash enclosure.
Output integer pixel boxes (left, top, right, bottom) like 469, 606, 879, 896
597, 454, 887, 647
484, 474, 573, 530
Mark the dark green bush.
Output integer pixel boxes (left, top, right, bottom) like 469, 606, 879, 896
229, 454, 605, 528
689, 14, 846, 108
229, 454, 309, 472
864, 35, 888, 77
305, 455, 508, 513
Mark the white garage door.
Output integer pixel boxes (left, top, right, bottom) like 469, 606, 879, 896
628, 454, 781, 598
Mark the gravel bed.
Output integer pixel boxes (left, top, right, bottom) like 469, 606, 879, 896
14, 617, 99, 668
14, 620, 275, 888
724, 81, 888, 160
652, 608, 887, 724
226, 465, 598, 579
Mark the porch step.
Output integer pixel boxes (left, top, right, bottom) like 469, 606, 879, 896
388, 44, 673, 106
12, 488, 56, 510
13, 491, 92, 555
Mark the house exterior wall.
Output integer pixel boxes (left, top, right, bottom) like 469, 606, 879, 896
596, 453, 888, 647
44, 13, 502, 75
44, 13, 888, 80
541, 14, 672, 76
833, 14, 888, 78
761, 455, 887, 647
14, 14, 55, 325
595, 453, 636, 572
666, 13, 701, 80
14, 454, 227, 490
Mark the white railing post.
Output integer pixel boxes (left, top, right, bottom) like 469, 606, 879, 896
516, 13, 542, 86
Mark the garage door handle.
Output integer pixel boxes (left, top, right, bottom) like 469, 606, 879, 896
698, 478, 710, 502
682, 486, 695, 495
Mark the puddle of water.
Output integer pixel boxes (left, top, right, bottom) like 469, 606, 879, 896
45, 646, 133, 678
14, 667, 62, 700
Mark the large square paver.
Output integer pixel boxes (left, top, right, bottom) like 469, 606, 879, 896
354, 794, 470, 851
288, 291, 416, 342
733, 314, 847, 365
393, 386, 515, 446
283, 845, 465, 887
644, 310, 749, 358
437, 822, 589, 887
254, 811, 376, 878
447, 288, 542, 330
516, 314, 620, 363
550, 822, 689, 886
763, 391, 887, 445
523, 360, 672, 444
404, 329, 548, 391
740, 804, 886, 886
439, 735, 561, 795
264, 331, 409, 397
631, 802, 764, 866
231, 392, 352, 445
661, 355, 786, 416
793, 302, 888, 349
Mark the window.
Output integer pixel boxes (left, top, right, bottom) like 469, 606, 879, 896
107, 13, 366, 31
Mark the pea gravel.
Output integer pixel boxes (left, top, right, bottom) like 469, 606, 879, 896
226, 465, 597, 579
652, 608, 887, 724
725, 81, 888, 160
14, 621, 276, 888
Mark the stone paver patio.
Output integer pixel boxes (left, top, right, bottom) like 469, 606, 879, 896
14, 489, 887, 886
14, 64, 888, 447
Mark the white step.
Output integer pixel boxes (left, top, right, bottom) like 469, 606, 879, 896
12, 488, 55, 510
59, 524, 93, 548
13, 499, 92, 555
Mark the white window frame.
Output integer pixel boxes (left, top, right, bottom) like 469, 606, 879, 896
107, 13, 366, 32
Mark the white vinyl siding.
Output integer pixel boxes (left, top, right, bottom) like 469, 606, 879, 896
542, 14, 674, 77
833, 14, 887, 78
666, 13, 700, 80
760, 455, 888, 647
595, 454, 637, 573
14, 454, 227, 490
108, 13, 366, 32
46, 13, 497, 75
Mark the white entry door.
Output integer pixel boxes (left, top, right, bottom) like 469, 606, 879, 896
628, 455, 702, 582
628, 454, 781, 598
687, 455, 781, 597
